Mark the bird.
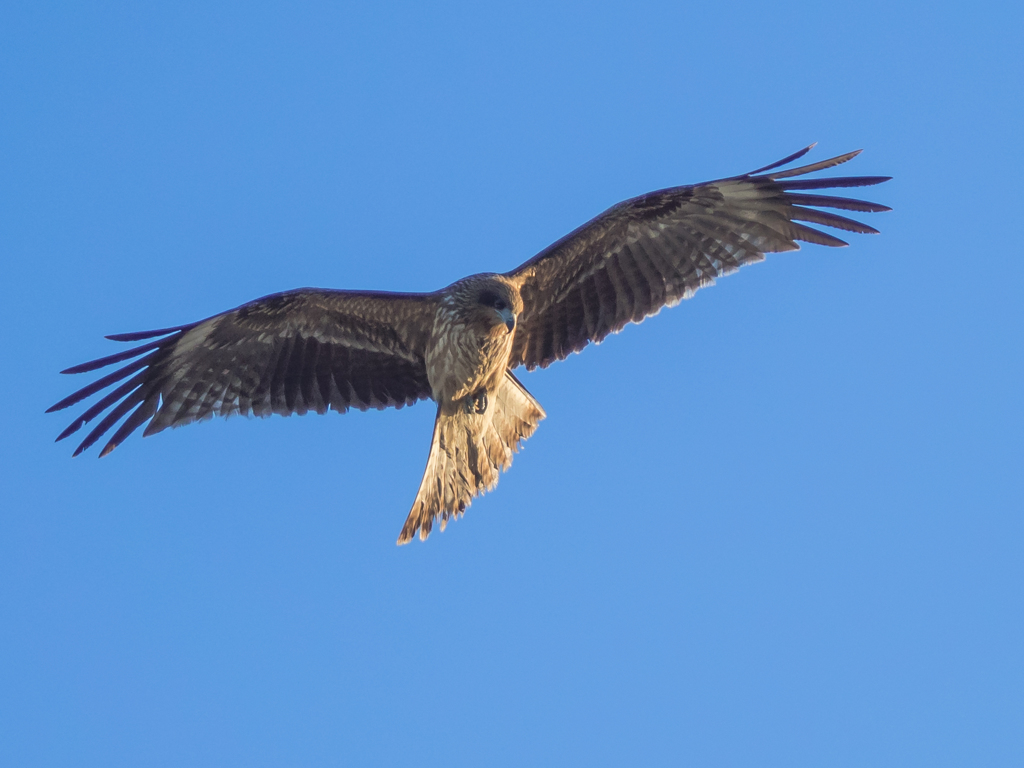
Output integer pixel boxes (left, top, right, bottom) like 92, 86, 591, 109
48, 145, 890, 544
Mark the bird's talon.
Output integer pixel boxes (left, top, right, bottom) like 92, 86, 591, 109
466, 391, 488, 414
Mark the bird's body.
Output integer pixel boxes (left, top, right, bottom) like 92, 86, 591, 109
425, 274, 521, 405
50, 146, 890, 543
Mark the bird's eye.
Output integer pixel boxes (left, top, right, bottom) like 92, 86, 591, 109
479, 290, 506, 310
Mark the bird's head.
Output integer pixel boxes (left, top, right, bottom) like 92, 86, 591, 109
456, 275, 521, 336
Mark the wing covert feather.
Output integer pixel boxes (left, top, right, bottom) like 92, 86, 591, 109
506, 147, 890, 370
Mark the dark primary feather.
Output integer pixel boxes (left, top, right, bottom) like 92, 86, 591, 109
507, 146, 891, 370
49, 289, 439, 457
105, 326, 194, 342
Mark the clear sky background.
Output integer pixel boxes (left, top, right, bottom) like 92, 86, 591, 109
2, 2, 1022, 766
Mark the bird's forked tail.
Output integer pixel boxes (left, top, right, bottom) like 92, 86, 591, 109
397, 371, 545, 544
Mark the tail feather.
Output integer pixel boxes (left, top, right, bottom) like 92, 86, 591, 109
397, 372, 545, 544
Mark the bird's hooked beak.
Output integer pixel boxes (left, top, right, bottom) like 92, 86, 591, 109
497, 306, 516, 333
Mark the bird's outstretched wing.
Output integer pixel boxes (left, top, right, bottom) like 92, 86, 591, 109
49, 289, 439, 457
506, 146, 891, 371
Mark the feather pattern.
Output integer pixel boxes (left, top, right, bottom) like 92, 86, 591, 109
507, 146, 890, 370
49, 289, 439, 457
397, 372, 545, 544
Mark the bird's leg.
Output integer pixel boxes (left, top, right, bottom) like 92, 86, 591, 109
465, 389, 488, 415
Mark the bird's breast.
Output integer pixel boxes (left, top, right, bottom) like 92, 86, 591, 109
425, 311, 513, 404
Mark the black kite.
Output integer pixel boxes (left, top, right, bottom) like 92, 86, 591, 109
49, 145, 890, 543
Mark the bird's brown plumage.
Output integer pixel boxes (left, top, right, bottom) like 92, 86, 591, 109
49, 145, 890, 543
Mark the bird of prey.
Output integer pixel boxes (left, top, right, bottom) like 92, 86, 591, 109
49, 145, 890, 544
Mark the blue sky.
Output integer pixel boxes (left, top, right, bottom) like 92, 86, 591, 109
2, 2, 1022, 766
